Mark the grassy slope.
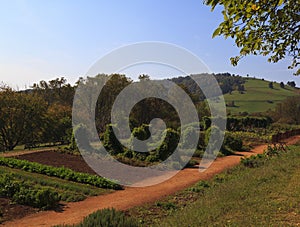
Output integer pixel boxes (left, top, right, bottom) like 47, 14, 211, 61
224, 78, 299, 114
158, 145, 300, 226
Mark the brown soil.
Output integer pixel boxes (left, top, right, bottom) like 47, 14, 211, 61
14, 151, 97, 175
0, 198, 37, 225
2, 135, 300, 227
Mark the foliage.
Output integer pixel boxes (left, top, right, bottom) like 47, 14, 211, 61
271, 96, 300, 124
0, 87, 47, 151
0, 157, 122, 190
269, 82, 274, 89
72, 124, 93, 151
102, 124, 124, 155
157, 128, 180, 161
0, 166, 106, 203
0, 174, 59, 209
287, 81, 296, 88
206, 0, 300, 75
241, 143, 287, 168
226, 116, 272, 131
223, 133, 243, 151
55, 208, 138, 227
280, 82, 285, 88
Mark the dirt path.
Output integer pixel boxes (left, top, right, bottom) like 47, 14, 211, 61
0, 148, 56, 158
3, 135, 300, 227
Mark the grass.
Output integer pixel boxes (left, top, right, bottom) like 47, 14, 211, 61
128, 145, 300, 226
0, 166, 111, 202
224, 78, 299, 114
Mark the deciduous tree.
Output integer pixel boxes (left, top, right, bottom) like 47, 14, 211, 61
205, 0, 300, 75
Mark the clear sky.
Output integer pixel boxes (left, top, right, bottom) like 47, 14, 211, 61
0, 0, 299, 89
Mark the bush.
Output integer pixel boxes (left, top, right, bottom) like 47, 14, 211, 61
241, 154, 266, 168
55, 208, 139, 227
130, 124, 151, 153
157, 128, 180, 161
102, 124, 124, 155
181, 126, 198, 149
223, 133, 243, 151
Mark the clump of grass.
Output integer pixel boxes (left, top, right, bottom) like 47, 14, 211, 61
54, 208, 138, 227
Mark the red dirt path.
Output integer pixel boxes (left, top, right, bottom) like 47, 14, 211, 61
3, 135, 300, 227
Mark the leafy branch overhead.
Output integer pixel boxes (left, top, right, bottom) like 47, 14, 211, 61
205, 0, 300, 75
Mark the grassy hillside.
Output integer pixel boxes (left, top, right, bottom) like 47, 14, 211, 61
157, 144, 300, 226
224, 78, 299, 114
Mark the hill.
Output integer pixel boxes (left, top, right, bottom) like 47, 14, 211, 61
224, 78, 299, 114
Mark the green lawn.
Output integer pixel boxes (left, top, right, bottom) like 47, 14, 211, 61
224, 78, 299, 114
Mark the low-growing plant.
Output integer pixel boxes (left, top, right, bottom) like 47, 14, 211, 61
54, 208, 138, 227
0, 157, 122, 190
0, 174, 59, 209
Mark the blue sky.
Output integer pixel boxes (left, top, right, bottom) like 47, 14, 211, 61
0, 0, 299, 89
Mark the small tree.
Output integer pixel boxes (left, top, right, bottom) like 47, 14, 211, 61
269, 82, 274, 89
280, 82, 285, 89
287, 81, 296, 88
102, 124, 124, 155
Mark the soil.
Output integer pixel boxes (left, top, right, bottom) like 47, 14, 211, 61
2, 135, 300, 227
14, 151, 97, 175
0, 198, 37, 225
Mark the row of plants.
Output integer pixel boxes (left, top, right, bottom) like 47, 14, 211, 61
0, 166, 106, 202
0, 157, 122, 190
0, 173, 59, 209
200, 116, 272, 131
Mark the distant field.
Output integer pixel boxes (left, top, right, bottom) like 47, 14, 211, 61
224, 78, 299, 114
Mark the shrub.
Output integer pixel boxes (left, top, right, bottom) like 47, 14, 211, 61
223, 133, 243, 151
55, 208, 139, 227
102, 124, 124, 155
73, 124, 92, 151
181, 126, 198, 149
157, 128, 180, 161
241, 154, 266, 168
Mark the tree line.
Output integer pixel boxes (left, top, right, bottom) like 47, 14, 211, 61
0, 73, 298, 151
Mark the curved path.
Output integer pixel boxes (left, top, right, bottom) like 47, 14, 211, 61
3, 135, 300, 227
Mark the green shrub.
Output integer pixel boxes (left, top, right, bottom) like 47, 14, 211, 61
102, 124, 124, 155
55, 208, 138, 227
223, 133, 243, 151
181, 126, 198, 149
241, 154, 266, 168
73, 124, 92, 151
189, 181, 210, 193
157, 128, 180, 161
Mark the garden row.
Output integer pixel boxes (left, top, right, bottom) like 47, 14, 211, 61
0, 157, 122, 190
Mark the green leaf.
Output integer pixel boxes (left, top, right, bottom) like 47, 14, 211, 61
212, 27, 221, 38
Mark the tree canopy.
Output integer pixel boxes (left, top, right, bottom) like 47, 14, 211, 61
205, 0, 300, 75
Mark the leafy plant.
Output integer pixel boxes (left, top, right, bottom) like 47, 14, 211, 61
0, 157, 122, 190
